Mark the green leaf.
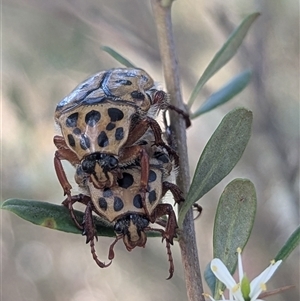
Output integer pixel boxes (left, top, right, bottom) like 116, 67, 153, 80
1, 199, 115, 236
187, 12, 260, 108
275, 225, 300, 261
191, 70, 252, 119
101, 46, 136, 68
213, 179, 256, 298
1, 199, 161, 238
178, 108, 253, 227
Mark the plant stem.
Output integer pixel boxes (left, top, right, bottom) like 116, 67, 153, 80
151, 1, 204, 300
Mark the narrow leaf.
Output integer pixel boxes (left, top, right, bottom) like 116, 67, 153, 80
1, 199, 161, 238
188, 12, 260, 108
213, 179, 257, 297
275, 226, 300, 261
101, 46, 136, 68
178, 108, 252, 227
1, 199, 115, 236
191, 70, 252, 119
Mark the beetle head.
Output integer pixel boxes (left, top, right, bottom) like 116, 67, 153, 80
81, 153, 118, 188
114, 214, 150, 251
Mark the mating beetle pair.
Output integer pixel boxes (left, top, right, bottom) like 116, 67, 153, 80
54, 68, 187, 279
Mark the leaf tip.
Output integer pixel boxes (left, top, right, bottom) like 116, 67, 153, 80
1, 199, 12, 210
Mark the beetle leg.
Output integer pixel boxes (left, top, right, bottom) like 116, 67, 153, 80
82, 201, 97, 242
145, 227, 174, 280
147, 203, 178, 279
83, 201, 112, 268
124, 117, 179, 165
145, 118, 179, 166
54, 135, 80, 166
54, 135, 80, 197
127, 117, 167, 149
62, 194, 91, 230
164, 237, 174, 280
108, 235, 123, 260
166, 104, 191, 128
193, 203, 203, 220
90, 237, 112, 269
124, 119, 150, 147
53, 135, 68, 150
162, 181, 185, 205
138, 148, 150, 211
149, 204, 178, 245
54, 151, 72, 197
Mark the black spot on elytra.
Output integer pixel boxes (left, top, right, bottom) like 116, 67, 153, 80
108, 108, 124, 122
98, 131, 109, 147
131, 91, 145, 100
148, 170, 157, 183
148, 190, 157, 204
66, 113, 79, 127
117, 173, 134, 189
98, 198, 107, 211
154, 151, 170, 163
115, 127, 124, 141
73, 128, 81, 135
115, 79, 132, 85
67, 134, 76, 147
114, 197, 124, 211
80, 134, 90, 150
103, 188, 113, 198
85, 110, 101, 127
133, 194, 143, 209
106, 123, 116, 131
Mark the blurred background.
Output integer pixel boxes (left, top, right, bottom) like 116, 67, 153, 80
2, 0, 299, 300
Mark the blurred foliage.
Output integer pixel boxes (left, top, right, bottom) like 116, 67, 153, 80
2, 1, 299, 301
275, 226, 300, 262
1, 199, 162, 238
179, 108, 252, 226
187, 12, 259, 108
211, 178, 257, 297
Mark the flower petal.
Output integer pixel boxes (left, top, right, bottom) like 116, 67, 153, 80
211, 259, 237, 289
250, 260, 282, 299
211, 259, 245, 301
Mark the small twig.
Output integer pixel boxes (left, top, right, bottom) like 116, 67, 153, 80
259, 285, 295, 299
151, 1, 204, 300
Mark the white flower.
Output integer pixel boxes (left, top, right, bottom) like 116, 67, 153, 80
208, 248, 282, 301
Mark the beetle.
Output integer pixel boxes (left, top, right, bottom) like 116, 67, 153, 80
63, 143, 183, 279
54, 68, 184, 203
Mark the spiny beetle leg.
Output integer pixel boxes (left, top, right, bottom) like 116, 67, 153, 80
149, 204, 178, 244
162, 181, 184, 205
62, 194, 91, 230
146, 227, 174, 280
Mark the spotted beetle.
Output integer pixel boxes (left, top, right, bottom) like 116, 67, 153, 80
63, 140, 183, 279
54, 68, 186, 203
